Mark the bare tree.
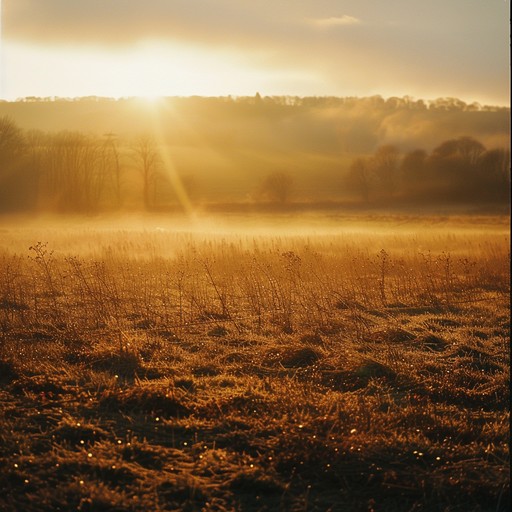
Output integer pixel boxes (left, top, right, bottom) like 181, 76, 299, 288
371, 145, 400, 198
400, 149, 428, 196
25, 129, 48, 209
0, 117, 30, 211
477, 148, 510, 202
429, 136, 487, 199
101, 132, 122, 208
347, 157, 372, 203
132, 135, 160, 210
260, 171, 294, 204
432, 136, 485, 166
0, 116, 26, 163
39, 131, 103, 213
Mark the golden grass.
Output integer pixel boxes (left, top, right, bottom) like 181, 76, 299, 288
0, 213, 509, 511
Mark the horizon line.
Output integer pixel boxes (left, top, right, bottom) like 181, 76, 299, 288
0, 93, 509, 109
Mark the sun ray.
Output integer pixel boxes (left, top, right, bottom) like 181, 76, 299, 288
142, 98, 197, 217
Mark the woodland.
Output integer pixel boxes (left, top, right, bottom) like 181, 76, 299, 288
0, 95, 509, 214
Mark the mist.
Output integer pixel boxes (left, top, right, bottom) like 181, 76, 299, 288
0, 92, 510, 512
0, 95, 509, 217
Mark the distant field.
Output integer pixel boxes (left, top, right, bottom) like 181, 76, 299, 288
0, 213, 509, 511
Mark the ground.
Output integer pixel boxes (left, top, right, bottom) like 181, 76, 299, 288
0, 213, 509, 511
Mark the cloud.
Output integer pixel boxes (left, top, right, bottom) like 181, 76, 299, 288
2, 0, 509, 105
2, 1, 365, 76
3, 0, 313, 47
311, 15, 361, 28
3, 1, 260, 45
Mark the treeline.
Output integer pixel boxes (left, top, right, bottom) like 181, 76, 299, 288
0, 113, 510, 214
347, 138, 510, 205
0, 119, 124, 213
1, 95, 509, 155
8, 94, 509, 112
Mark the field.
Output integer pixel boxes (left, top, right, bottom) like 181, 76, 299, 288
0, 213, 509, 511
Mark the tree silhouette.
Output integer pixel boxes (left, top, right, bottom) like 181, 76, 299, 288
260, 171, 294, 204
477, 148, 510, 202
371, 145, 400, 199
25, 129, 49, 210
0, 117, 26, 163
101, 133, 122, 208
347, 157, 372, 202
43, 132, 104, 213
0, 117, 29, 211
400, 149, 427, 197
132, 135, 160, 210
432, 136, 485, 166
429, 136, 486, 200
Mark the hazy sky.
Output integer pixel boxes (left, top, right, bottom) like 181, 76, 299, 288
1, 0, 509, 104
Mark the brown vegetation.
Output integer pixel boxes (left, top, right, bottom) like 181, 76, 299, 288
0, 215, 509, 511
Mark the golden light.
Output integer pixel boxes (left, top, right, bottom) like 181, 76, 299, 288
137, 94, 165, 104
2, 38, 322, 100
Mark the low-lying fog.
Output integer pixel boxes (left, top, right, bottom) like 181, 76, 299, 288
0, 212, 508, 260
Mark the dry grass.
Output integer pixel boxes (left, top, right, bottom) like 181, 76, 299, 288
0, 214, 509, 511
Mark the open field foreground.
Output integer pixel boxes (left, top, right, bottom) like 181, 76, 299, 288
0, 214, 509, 511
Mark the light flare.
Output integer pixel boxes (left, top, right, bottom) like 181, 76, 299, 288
143, 99, 196, 217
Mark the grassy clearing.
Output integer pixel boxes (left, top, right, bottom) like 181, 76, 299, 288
0, 214, 509, 511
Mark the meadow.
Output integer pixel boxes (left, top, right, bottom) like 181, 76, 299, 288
0, 212, 509, 511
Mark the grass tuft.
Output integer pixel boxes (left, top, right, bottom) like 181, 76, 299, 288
0, 220, 509, 511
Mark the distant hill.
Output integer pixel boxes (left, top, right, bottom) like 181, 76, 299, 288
0, 95, 509, 213
0, 95, 509, 153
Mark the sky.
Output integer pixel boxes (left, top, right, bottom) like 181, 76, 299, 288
1, 0, 510, 105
